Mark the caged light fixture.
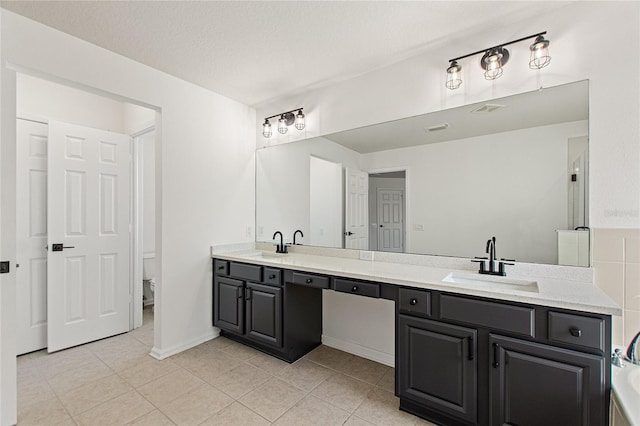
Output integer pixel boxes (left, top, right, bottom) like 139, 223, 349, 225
445, 32, 551, 90
262, 108, 305, 138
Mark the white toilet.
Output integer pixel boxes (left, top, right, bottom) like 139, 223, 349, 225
142, 252, 155, 308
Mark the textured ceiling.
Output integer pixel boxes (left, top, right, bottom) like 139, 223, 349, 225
1, 1, 563, 106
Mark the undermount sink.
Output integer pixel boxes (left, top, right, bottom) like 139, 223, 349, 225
443, 272, 539, 293
243, 251, 288, 259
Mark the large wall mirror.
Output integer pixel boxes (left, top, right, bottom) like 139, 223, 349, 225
256, 80, 589, 266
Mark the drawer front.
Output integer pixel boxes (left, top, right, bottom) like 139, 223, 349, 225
214, 259, 229, 275
290, 272, 330, 289
399, 288, 431, 316
334, 279, 380, 298
548, 311, 605, 352
440, 294, 535, 338
229, 262, 262, 282
263, 268, 282, 286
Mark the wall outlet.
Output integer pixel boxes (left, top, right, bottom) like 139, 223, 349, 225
413, 224, 424, 231
246, 226, 252, 237
359, 251, 374, 261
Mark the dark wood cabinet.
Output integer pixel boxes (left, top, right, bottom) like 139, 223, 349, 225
398, 289, 611, 426
489, 334, 606, 426
213, 276, 244, 334
398, 314, 477, 424
245, 282, 282, 348
212, 259, 323, 362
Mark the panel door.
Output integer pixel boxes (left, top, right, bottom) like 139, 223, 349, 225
398, 315, 477, 424
214, 276, 244, 334
47, 121, 131, 352
377, 188, 404, 253
489, 334, 606, 426
245, 282, 282, 348
345, 168, 368, 249
16, 119, 49, 354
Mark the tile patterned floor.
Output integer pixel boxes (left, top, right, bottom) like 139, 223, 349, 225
17, 308, 434, 425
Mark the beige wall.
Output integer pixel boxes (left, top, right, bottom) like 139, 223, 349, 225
593, 229, 640, 346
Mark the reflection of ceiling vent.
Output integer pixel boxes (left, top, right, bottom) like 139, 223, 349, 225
471, 103, 505, 113
424, 123, 449, 132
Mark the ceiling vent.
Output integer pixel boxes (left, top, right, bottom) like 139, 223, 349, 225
470, 103, 505, 113
424, 123, 450, 132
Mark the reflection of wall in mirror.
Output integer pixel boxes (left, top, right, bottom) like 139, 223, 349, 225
310, 156, 343, 248
256, 137, 360, 244
361, 120, 588, 264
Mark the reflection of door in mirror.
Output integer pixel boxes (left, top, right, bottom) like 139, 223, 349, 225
568, 136, 589, 230
309, 156, 342, 248
377, 189, 404, 252
345, 168, 368, 249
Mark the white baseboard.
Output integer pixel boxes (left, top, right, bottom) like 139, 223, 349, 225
150, 328, 220, 360
322, 334, 395, 367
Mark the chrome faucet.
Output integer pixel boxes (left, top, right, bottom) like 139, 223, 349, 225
626, 331, 640, 365
293, 230, 304, 245
472, 236, 514, 276
272, 231, 288, 254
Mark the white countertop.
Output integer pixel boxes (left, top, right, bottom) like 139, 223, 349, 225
212, 249, 621, 316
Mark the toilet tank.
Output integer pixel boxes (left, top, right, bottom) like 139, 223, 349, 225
142, 252, 155, 280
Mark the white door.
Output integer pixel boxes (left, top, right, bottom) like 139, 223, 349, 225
345, 168, 368, 249
47, 121, 131, 352
16, 119, 49, 354
377, 188, 404, 253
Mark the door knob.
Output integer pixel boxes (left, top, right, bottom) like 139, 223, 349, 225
344, 231, 354, 236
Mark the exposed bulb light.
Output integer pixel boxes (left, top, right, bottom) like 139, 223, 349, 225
445, 60, 462, 90
445, 32, 550, 90
278, 115, 288, 134
262, 119, 272, 138
529, 35, 551, 69
262, 108, 305, 138
295, 109, 305, 130
482, 47, 508, 80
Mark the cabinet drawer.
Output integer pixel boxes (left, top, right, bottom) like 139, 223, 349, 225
334, 278, 380, 298
399, 288, 431, 316
264, 268, 282, 286
290, 272, 330, 289
548, 311, 605, 352
440, 295, 535, 338
229, 262, 262, 282
214, 259, 229, 275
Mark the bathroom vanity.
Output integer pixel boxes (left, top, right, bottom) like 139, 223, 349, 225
211, 249, 619, 426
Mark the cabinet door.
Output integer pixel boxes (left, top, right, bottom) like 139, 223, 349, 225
489, 334, 606, 426
214, 276, 244, 334
398, 315, 477, 424
245, 282, 282, 348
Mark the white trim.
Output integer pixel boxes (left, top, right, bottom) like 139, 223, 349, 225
149, 328, 219, 360
17, 112, 48, 125
321, 334, 395, 367
130, 121, 155, 138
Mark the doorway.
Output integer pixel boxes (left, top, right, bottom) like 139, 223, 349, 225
369, 171, 406, 252
15, 73, 157, 354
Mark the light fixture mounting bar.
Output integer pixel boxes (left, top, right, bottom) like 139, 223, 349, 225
448, 31, 547, 62
264, 108, 304, 121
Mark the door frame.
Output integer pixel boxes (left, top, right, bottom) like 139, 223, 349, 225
368, 167, 410, 251
130, 122, 155, 330
1, 65, 161, 424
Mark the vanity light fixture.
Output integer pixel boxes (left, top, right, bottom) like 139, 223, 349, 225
262, 108, 305, 138
445, 31, 550, 90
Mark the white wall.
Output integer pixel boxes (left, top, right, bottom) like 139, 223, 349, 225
17, 73, 126, 132
362, 121, 587, 264
1, 11, 255, 422
255, 2, 639, 363
256, 137, 360, 244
